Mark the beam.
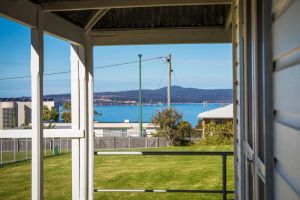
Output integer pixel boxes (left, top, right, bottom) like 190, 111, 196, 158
96, 151, 234, 156
94, 189, 234, 193
91, 27, 232, 46
42, 0, 232, 11
0, 129, 84, 139
0, 130, 32, 139
44, 129, 85, 138
0, 0, 84, 45
225, 5, 233, 31
0, 0, 37, 27
84, 9, 109, 33
43, 12, 85, 45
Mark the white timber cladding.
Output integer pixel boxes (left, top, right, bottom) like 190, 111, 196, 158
251, 1, 259, 199
30, 7, 44, 200
272, 0, 300, 199
232, 0, 244, 199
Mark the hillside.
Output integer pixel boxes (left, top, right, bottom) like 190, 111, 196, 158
45, 86, 232, 105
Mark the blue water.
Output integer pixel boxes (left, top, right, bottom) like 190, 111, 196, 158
93, 103, 223, 127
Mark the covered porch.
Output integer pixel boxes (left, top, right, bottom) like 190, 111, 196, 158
1, 0, 299, 200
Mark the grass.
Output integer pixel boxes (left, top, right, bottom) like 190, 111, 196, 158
0, 145, 234, 200
1, 150, 68, 164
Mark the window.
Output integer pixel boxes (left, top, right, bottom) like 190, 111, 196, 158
2, 108, 15, 129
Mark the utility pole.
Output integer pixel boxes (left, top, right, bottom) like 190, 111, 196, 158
166, 54, 172, 110
138, 54, 143, 136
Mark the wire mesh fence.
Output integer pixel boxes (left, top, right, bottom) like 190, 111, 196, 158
95, 137, 168, 150
0, 137, 169, 165
0, 138, 71, 165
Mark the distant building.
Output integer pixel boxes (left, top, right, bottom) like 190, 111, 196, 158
94, 122, 159, 137
0, 98, 55, 129
197, 104, 233, 127
43, 122, 159, 137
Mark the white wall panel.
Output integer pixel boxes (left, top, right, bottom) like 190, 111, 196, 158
273, 1, 300, 59
272, 0, 300, 199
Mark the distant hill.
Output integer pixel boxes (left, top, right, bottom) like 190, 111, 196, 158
45, 86, 232, 105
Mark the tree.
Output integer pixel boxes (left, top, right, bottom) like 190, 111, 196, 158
61, 102, 71, 123
43, 106, 59, 122
43, 106, 50, 121
151, 109, 193, 146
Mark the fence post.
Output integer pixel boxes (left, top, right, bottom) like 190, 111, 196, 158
67, 138, 69, 153
113, 137, 116, 149
17, 139, 19, 152
49, 138, 52, 154
128, 136, 131, 149
0, 139, 2, 164
26, 138, 28, 160
59, 138, 62, 154
13, 138, 16, 162
145, 138, 148, 148
52, 138, 55, 155
44, 138, 47, 157
222, 154, 227, 200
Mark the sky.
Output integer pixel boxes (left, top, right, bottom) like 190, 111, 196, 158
0, 16, 232, 98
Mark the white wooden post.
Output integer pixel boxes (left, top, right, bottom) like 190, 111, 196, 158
86, 35, 94, 200
31, 8, 44, 200
71, 44, 81, 200
79, 44, 88, 200
71, 43, 89, 200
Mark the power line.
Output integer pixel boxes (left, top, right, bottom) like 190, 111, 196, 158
173, 70, 182, 86
94, 56, 164, 70
0, 56, 165, 81
155, 66, 167, 89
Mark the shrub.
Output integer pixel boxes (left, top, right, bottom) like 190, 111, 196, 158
151, 109, 194, 146
199, 121, 234, 145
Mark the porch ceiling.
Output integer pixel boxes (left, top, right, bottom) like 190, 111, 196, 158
27, 0, 233, 45
30, 1, 230, 29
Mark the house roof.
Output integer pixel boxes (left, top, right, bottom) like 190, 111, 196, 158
197, 104, 233, 119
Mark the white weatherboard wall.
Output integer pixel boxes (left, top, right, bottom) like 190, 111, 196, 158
272, 0, 300, 199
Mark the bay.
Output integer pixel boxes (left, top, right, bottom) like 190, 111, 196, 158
93, 103, 223, 127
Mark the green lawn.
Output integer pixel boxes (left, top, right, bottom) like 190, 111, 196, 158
0, 145, 234, 200
1, 150, 67, 164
